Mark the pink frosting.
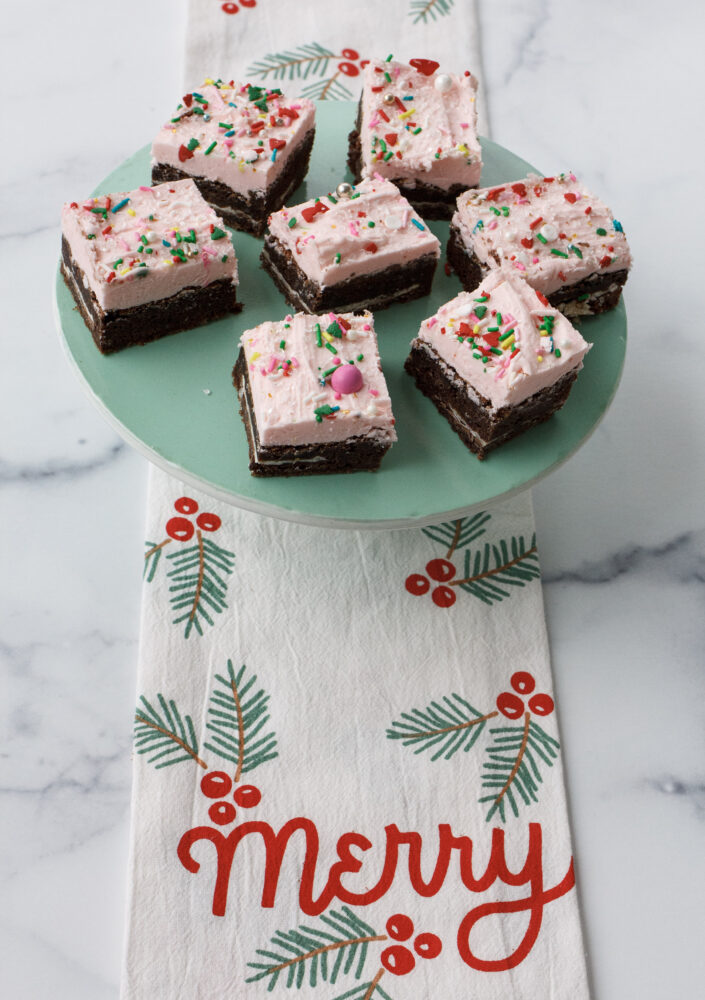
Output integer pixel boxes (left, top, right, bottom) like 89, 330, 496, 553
267, 177, 439, 286
413, 268, 591, 409
151, 80, 315, 195
61, 179, 238, 310
358, 59, 482, 191
240, 311, 397, 447
452, 172, 632, 295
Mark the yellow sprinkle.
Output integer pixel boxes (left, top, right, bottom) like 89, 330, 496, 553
458, 144, 469, 155
119, 266, 131, 276
398, 109, 415, 120
204, 77, 215, 85
502, 335, 515, 350
127, 208, 136, 216
473, 324, 480, 334
537, 355, 543, 362
321, 330, 334, 343
250, 351, 261, 361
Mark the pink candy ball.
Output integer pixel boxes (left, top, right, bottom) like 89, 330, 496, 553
330, 364, 363, 394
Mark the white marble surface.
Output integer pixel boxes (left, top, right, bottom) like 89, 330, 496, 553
1, 1, 704, 997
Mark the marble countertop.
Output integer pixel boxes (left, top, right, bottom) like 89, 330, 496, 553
2, 1, 703, 997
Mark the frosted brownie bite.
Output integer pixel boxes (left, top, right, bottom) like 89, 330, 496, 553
405, 269, 591, 458
447, 172, 632, 316
261, 177, 440, 313
233, 311, 396, 476
60, 179, 240, 354
152, 79, 315, 236
347, 57, 482, 219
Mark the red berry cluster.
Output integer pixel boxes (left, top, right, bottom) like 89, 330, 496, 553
165, 496, 222, 542
221, 0, 256, 14
497, 671, 554, 719
405, 558, 457, 608
335, 48, 369, 78
381, 914, 442, 976
200, 770, 262, 826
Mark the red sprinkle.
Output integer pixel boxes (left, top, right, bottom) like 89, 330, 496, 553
384, 133, 398, 146
338, 317, 351, 330
70, 201, 78, 209
409, 58, 439, 76
599, 255, 611, 268
182, 94, 193, 107
529, 217, 544, 230
106, 271, 116, 283
371, 85, 383, 92
364, 242, 378, 253
511, 182, 527, 197
535, 290, 549, 306
102, 226, 112, 235
250, 120, 265, 132
378, 108, 390, 122
521, 237, 534, 249
543, 176, 555, 183
394, 97, 406, 111
584, 206, 592, 215
269, 138, 286, 150
301, 202, 329, 223
558, 270, 566, 281
457, 322, 472, 337
279, 106, 299, 121
486, 187, 505, 202
564, 192, 578, 203
483, 330, 501, 348
444, 262, 452, 277
178, 144, 194, 162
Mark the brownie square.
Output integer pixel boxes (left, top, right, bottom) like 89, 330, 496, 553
60, 179, 241, 354
261, 177, 440, 314
151, 80, 315, 236
405, 269, 591, 458
347, 58, 482, 220
233, 311, 397, 476
447, 172, 632, 316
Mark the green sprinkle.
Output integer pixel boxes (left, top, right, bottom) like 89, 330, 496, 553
112, 258, 123, 269
322, 366, 338, 378
383, 151, 393, 161
474, 306, 487, 318
474, 295, 488, 302
496, 312, 502, 324
596, 227, 607, 236
489, 205, 501, 216
412, 127, 422, 135
86, 233, 96, 239
500, 328, 515, 342
368, 221, 375, 228
187, 137, 200, 151
140, 234, 148, 244
486, 326, 499, 333
535, 232, 547, 244
315, 323, 322, 347
211, 227, 227, 240
385, 53, 393, 61
324, 342, 338, 355
356, 353, 364, 362
550, 249, 568, 258
144, 247, 153, 254
384, 72, 392, 83
554, 348, 562, 358
218, 122, 232, 129
327, 321, 343, 338
221, 254, 228, 263
287, 217, 297, 228
501, 206, 510, 217
490, 347, 503, 356
578, 293, 590, 301
279, 339, 286, 350
192, 106, 205, 116
569, 244, 583, 258
328, 194, 338, 204
204, 141, 217, 155
335, 253, 341, 264
457, 336, 465, 343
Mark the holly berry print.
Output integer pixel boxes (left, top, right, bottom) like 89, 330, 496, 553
144, 496, 235, 638
247, 44, 368, 101
405, 512, 540, 609
221, 0, 257, 13
247, 907, 443, 999
387, 671, 559, 823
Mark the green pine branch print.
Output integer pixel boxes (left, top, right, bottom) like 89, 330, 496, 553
387, 673, 560, 823
455, 533, 540, 605
166, 531, 235, 638
143, 539, 169, 581
134, 694, 206, 769
421, 511, 490, 557
300, 75, 354, 102
246, 906, 388, 994
386, 694, 498, 761
409, 0, 455, 24
204, 661, 278, 780
248, 43, 339, 82
479, 715, 560, 823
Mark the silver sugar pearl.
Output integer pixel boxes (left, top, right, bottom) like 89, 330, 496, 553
382, 93, 396, 106
275, 117, 285, 126
336, 182, 353, 199
434, 74, 453, 94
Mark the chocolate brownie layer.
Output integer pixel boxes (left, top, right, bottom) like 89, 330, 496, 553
152, 129, 315, 237
405, 340, 578, 459
233, 349, 392, 477
446, 223, 628, 316
261, 233, 437, 314
61, 236, 241, 355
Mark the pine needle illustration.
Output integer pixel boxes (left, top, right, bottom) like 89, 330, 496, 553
479, 714, 560, 822
134, 694, 206, 769
248, 43, 338, 82
454, 534, 540, 605
408, 0, 455, 24
386, 693, 498, 761
246, 906, 387, 992
204, 661, 278, 779
421, 511, 490, 557
143, 538, 170, 581
166, 531, 235, 638
300, 75, 354, 102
